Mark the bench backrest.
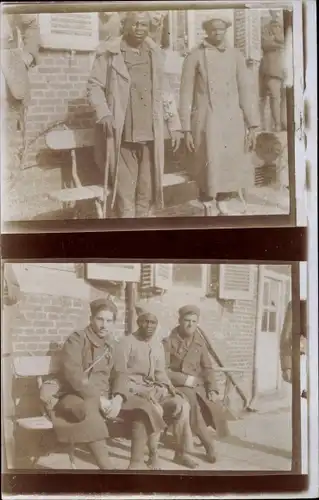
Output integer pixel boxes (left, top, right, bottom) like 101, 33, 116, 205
45, 128, 94, 151
13, 356, 59, 378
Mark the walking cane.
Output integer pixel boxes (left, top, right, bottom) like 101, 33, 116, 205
102, 125, 112, 219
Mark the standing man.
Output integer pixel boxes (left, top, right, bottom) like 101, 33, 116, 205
49, 298, 168, 470
163, 305, 231, 465
1, 263, 22, 469
1, 13, 40, 183
87, 11, 181, 218
259, 10, 287, 132
179, 14, 259, 215
114, 304, 197, 469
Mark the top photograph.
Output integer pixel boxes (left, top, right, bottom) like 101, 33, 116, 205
1, 1, 306, 232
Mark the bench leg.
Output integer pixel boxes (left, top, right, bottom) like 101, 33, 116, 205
68, 443, 76, 470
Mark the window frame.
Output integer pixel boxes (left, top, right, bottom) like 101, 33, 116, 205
170, 263, 209, 296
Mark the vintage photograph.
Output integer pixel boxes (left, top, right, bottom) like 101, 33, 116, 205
1, 2, 303, 230
2, 261, 307, 473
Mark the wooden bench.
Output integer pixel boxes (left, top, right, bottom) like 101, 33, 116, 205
11, 355, 126, 470
45, 127, 191, 219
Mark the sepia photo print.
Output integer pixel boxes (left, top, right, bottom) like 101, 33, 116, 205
1, 1, 305, 231
1, 261, 307, 473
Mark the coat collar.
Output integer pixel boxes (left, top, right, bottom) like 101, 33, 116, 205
96, 35, 160, 56
201, 38, 227, 52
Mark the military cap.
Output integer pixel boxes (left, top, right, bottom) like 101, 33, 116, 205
135, 302, 159, 320
202, 13, 232, 31
178, 304, 200, 318
90, 297, 117, 317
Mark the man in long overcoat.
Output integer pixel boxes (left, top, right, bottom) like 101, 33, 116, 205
49, 298, 167, 470
87, 11, 181, 218
179, 14, 260, 215
114, 304, 197, 469
1, 13, 40, 181
163, 305, 230, 464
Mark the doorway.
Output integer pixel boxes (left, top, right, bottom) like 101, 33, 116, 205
255, 266, 291, 395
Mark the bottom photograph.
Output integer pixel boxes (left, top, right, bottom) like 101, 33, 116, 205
1, 261, 306, 473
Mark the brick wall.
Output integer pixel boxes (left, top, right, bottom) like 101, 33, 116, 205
7, 264, 127, 356
25, 50, 94, 168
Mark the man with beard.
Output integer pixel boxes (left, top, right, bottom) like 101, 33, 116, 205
49, 298, 166, 470
163, 305, 230, 464
114, 304, 197, 469
87, 11, 181, 218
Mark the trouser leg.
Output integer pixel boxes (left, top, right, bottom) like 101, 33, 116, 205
268, 77, 283, 131
115, 143, 139, 218
128, 411, 149, 469
87, 439, 114, 470
162, 395, 198, 469
135, 142, 153, 218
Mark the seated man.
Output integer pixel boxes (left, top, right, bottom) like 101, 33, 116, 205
163, 305, 231, 464
47, 298, 166, 470
114, 304, 197, 470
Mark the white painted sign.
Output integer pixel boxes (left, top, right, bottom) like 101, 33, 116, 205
38, 13, 99, 51
85, 263, 141, 283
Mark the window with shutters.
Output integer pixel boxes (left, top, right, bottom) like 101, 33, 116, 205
38, 13, 99, 51
140, 263, 208, 296
219, 264, 255, 301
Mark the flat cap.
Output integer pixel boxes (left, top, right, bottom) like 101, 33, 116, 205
178, 304, 200, 318
90, 297, 117, 317
202, 13, 232, 31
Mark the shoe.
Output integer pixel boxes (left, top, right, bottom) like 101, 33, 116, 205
203, 445, 217, 464
147, 453, 161, 470
128, 461, 148, 470
173, 453, 198, 469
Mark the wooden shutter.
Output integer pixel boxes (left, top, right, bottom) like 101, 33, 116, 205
38, 13, 99, 51
234, 9, 261, 62
140, 264, 173, 291
154, 264, 173, 290
140, 264, 155, 290
219, 264, 254, 301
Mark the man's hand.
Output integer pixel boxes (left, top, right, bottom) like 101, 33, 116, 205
170, 131, 182, 153
100, 395, 112, 415
98, 115, 115, 136
245, 127, 257, 152
184, 376, 199, 388
184, 131, 195, 153
105, 394, 123, 420
21, 51, 34, 69
207, 391, 222, 403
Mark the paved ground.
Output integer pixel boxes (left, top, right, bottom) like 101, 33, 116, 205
2, 164, 290, 222
13, 403, 292, 472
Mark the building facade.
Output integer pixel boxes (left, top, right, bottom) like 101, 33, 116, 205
6, 262, 292, 409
